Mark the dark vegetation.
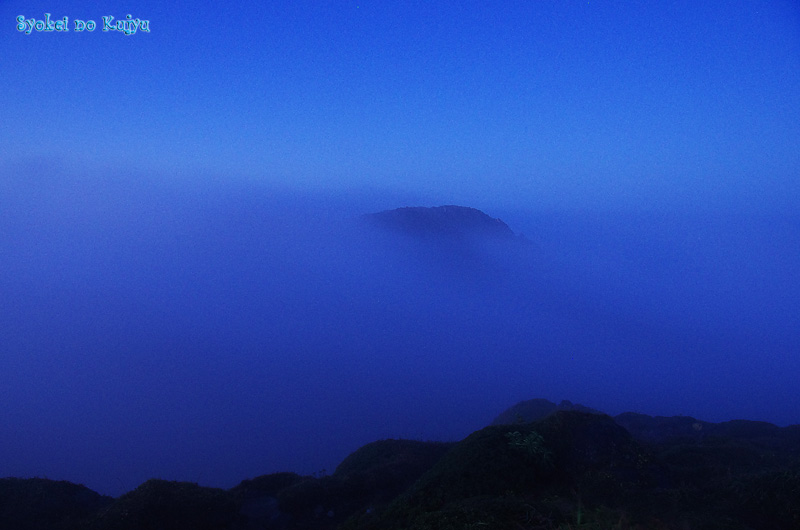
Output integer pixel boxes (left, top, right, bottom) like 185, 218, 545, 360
3, 401, 799, 530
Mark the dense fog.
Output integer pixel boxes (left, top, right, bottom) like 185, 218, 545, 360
2, 170, 798, 496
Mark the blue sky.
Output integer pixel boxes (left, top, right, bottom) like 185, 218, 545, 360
3, 0, 799, 210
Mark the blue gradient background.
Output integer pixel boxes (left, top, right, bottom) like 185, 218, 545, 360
3, 0, 798, 209
2, 0, 799, 497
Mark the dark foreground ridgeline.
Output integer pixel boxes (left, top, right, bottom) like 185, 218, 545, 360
3, 399, 799, 529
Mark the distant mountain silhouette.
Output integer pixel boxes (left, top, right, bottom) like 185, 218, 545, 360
363, 205, 521, 241
493, 398, 800, 449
